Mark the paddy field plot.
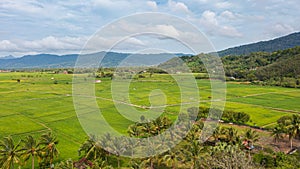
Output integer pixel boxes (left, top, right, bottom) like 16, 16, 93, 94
0, 72, 299, 160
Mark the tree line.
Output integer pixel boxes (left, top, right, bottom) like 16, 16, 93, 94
176, 46, 300, 88
2, 111, 300, 168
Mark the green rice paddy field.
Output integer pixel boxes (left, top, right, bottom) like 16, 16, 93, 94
0, 72, 299, 160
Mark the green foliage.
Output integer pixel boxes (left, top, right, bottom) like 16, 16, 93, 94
180, 46, 300, 88
190, 107, 251, 125
0, 133, 59, 169
218, 32, 300, 56
0, 136, 21, 169
253, 152, 276, 168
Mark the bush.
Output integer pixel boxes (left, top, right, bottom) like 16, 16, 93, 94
138, 75, 145, 78
222, 111, 250, 124
253, 152, 276, 168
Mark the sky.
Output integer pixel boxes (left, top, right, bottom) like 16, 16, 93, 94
0, 0, 299, 57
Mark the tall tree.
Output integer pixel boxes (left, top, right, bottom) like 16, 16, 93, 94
78, 135, 104, 160
20, 135, 40, 169
286, 115, 300, 149
39, 132, 59, 168
224, 127, 240, 145
270, 126, 284, 143
0, 136, 21, 169
244, 129, 259, 144
163, 150, 183, 169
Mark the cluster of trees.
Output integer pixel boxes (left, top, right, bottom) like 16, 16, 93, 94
271, 114, 300, 149
58, 113, 299, 168
252, 114, 300, 168
1, 114, 300, 168
217, 32, 300, 57
178, 46, 300, 88
0, 133, 59, 169
188, 107, 250, 125
222, 47, 300, 88
55, 114, 263, 169
127, 116, 172, 137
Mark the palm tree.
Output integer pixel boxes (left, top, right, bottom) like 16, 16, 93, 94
183, 130, 204, 169
127, 124, 140, 137
0, 136, 21, 169
224, 127, 240, 145
244, 129, 259, 144
39, 132, 59, 168
270, 126, 284, 143
142, 121, 155, 137
78, 135, 104, 160
163, 150, 183, 169
140, 140, 162, 169
20, 135, 40, 169
187, 140, 204, 169
286, 115, 300, 149
55, 159, 74, 169
212, 126, 222, 142
109, 136, 127, 168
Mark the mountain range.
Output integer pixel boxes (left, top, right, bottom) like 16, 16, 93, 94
217, 32, 300, 56
0, 32, 299, 69
0, 52, 184, 69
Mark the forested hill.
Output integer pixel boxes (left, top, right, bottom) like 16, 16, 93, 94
217, 32, 300, 56
179, 46, 300, 87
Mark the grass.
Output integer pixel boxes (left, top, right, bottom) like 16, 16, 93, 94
0, 72, 299, 161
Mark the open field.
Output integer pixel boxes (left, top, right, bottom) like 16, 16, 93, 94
0, 72, 300, 160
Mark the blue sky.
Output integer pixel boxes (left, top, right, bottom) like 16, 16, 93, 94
0, 0, 299, 57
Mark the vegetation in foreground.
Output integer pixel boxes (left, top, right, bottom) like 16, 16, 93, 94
1, 113, 299, 169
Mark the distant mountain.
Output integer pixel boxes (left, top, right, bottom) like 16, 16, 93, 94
218, 32, 300, 56
0, 52, 184, 69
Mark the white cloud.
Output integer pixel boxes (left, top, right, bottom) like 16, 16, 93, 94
168, 0, 190, 14
0, 0, 299, 55
220, 10, 238, 20
268, 23, 295, 36
215, 1, 233, 9
0, 40, 19, 52
201, 10, 218, 26
146, 1, 157, 10
0, 36, 88, 56
155, 25, 180, 38
0, 0, 44, 14
200, 10, 242, 38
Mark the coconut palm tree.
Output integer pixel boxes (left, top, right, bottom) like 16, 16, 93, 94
286, 115, 300, 149
55, 159, 74, 169
244, 129, 259, 144
142, 121, 155, 137
109, 136, 127, 168
163, 150, 183, 169
0, 136, 21, 169
127, 124, 140, 137
78, 135, 104, 161
187, 140, 204, 169
212, 126, 222, 142
271, 126, 284, 143
20, 135, 40, 169
224, 127, 240, 145
38, 132, 59, 168
183, 129, 204, 169
140, 140, 162, 169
